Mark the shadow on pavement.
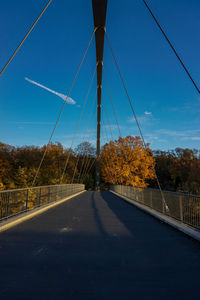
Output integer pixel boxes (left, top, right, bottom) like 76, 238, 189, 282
0, 190, 199, 300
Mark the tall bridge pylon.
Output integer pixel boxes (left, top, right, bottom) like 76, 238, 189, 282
92, 0, 107, 189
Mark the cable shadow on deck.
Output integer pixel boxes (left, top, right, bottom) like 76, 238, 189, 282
100, 190, 200, 244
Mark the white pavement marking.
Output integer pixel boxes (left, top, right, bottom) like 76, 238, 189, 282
60, 227, 72, 233
33, 247, 45, 256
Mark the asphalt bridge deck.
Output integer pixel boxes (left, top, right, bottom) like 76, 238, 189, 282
0, 191, 200, 299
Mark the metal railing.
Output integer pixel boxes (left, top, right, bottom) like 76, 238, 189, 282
0, 184, 85, 221
111, 185, 200, 231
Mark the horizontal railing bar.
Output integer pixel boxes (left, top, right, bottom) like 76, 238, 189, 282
111, 185, 200, 231
123, 186, 200, 199
0, 183, 81, 194
0, 184, 85, 221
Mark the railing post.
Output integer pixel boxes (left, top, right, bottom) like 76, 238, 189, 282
25, 189, 29, 210
179, 196, 183, 222
6, 193, 10, 218
48, 187, 50, 203
39, 188, 41, 207
55, 186, 57, 201
162, 200, 165, 214
150, 190, 153, 208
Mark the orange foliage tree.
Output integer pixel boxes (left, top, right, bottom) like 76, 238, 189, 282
100, 136, 155, 187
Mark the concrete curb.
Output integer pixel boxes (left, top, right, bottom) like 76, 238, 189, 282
0, 190, 86, 233
110, 190, 200, 242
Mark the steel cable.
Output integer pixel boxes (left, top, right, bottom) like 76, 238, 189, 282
103, 68, 140, 185
0, 0, 53, 77
79, 109, 97, 183
71, 90, 97, 183
102, 94, 123, 181
142, 0, 200, 95
77, 91, 97, 183
32, 30, 95, 186
105, 31, 169, 211
103, 68, 122, 137
60, 65, 97, 184
101, 115, 117, 184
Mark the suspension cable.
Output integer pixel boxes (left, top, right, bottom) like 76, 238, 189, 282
82, 96, 116, 183
105, 32, 147, 148
105, 30, 169, 211
77, 91, 97, 183
60, 65, 97, 184
80, 145, 96, 183
101, 115, 117, 184
103, 68, 122, 137
102, 94, 126, 183
142, 0, 200, 95
71, 90, 97, 183
102, 100, 114, 140
79, 109, 97, 183
81, 113, 105, 184
86, 157, 96, 176
101, 93, 124, 184
103, 68, 137, 184
0, 0, 53, 77
31, 30, 95, 186
82, 111, 116, 181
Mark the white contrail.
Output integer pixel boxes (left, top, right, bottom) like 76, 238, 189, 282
25, 77, 76, 104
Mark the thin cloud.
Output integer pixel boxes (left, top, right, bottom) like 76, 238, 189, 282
145, 133, 159, 140
15, 121, 54, 125
102, 124, 119, 131
128, 109, 154, 124
1, 121, 55, 125
144, 111, 152, 115
128, 114, 153, 125
25, 77, 76, 105
169, 97, 200, 114
182, 136, 200, 141
156, 129, 200, 138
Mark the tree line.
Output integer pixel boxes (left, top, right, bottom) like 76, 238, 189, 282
101, 136, 200, 195
0, 141, 96, 190
152, 148, 200, 195
0, 138, 200, 195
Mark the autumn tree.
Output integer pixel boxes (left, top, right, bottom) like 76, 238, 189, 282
0, 141, 96, 190
1, 139, 200, 194
152, 148, 200, 194
0, 142, 15, 188
100, 136, 155, 187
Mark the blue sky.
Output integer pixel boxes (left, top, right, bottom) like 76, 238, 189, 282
1, 0, 200, 151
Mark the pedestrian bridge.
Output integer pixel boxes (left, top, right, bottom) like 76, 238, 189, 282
0, 190, 200, 299
1, 1, 200, 298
